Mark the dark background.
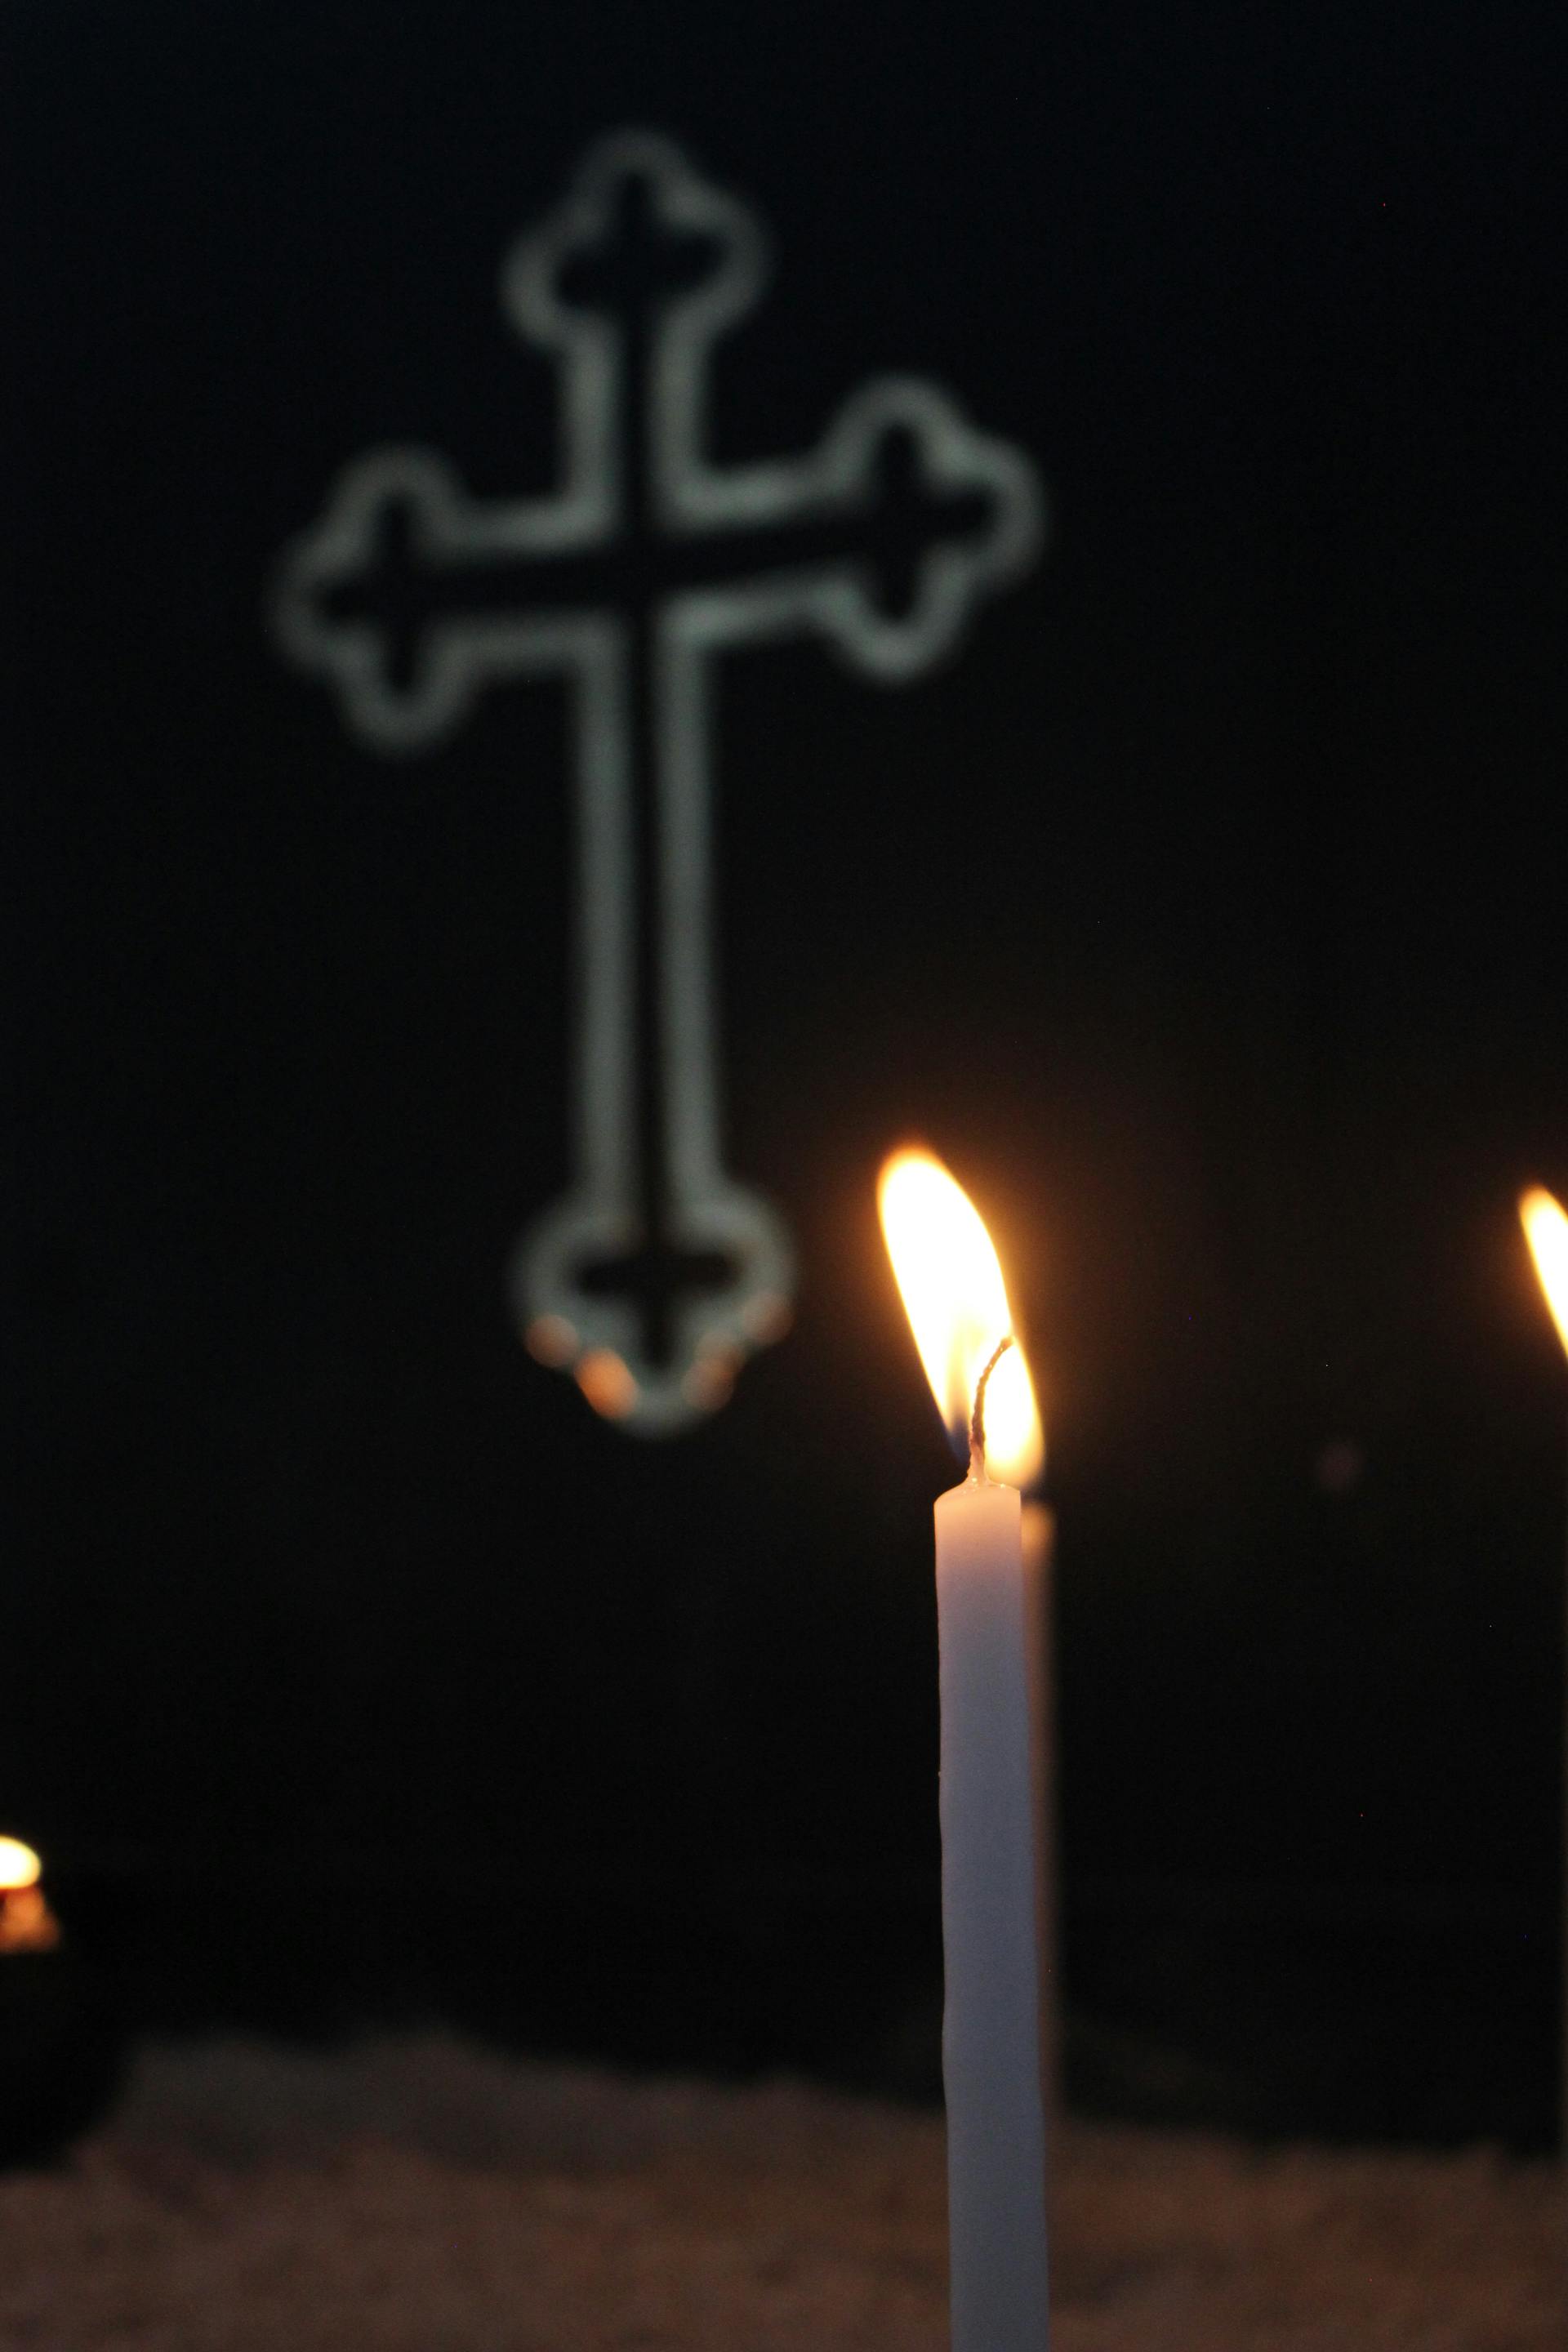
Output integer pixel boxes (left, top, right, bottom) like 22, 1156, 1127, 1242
4, 2, 1567, 2147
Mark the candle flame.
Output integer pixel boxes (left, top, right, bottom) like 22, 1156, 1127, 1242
877, 1147, 1045, 1488
0, 1838, 41, 1893
1521, 1186, 1568, 1360
0, 1836, 60, 1953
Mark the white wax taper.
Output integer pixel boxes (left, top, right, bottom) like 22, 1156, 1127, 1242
1517, 1185, 1568, 2154
1021, 1495, 1061, 2119
937, 1339, 1050, 2349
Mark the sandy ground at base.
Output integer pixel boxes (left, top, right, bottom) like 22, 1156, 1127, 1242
0, 2035, 1560, 2350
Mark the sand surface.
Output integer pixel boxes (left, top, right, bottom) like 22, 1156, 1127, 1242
0, 2035, 1559, 2349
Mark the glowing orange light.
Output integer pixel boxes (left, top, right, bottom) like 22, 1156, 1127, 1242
1521, 1186, 1568, 1361
877, 1147, 1045, 1489
0, 1838, 60, 1955
0, 1838, 41, 1893
575, 1347, 639, 1420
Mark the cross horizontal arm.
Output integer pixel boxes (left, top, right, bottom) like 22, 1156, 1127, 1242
276, 381, 1041, 751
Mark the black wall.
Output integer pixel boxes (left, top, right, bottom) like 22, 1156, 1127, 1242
4, 2, 1567, 2143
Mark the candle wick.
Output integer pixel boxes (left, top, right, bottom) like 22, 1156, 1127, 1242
969, 1334, 1013, 1477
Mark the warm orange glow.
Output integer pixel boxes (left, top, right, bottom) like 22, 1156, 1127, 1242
0, 1887, 60, 1956
0, 1838, 42, 1893
878, 1147, 1045, 1489
0, 1838, 58, 1954
1521, 1186, 1568, 1360
575, 1347, 639, 1419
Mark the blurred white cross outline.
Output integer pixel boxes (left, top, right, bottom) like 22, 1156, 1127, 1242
273, 131, 1045, 1433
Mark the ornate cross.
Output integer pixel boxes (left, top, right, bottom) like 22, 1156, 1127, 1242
273, 131, 1044, 1432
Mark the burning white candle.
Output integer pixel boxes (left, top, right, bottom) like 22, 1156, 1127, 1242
1517, 1183, 1568, 2154
880, 1149, 1050, 2350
